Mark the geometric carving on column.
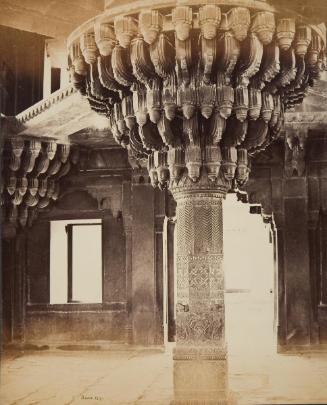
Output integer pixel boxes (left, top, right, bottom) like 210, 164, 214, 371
172, 181, 228, 403
174, 192, 225, 353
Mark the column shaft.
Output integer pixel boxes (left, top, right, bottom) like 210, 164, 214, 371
173, 190, 227, 404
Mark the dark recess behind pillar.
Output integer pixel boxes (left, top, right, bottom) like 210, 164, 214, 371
0, 25, 46, 115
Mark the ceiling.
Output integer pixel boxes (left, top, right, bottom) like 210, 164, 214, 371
0, 0, 104, 38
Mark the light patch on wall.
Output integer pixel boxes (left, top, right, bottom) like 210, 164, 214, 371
223, 193, 274, 294
92, 114, 111, 130
223, 193, 277, 358
50, 219, 102, 304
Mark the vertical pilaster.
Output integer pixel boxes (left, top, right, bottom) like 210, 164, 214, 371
308, 212, 320, 343
307, 133, 327, 343
320, 213, 327, 305
26, 221, 50, 304
124, 216, 133, 342
102, 214, 126, 304
166, 217, 176, 342
318, 212, 327, 341
123, 180, 133, 343
2, 238, 15, 343
273, 178, 316, 349
154, 188, 165, 345
130, 171, 166, 345
283, 187, 312, 346
274, 220, 287, 347
131, 173, 157, 345
13, 231, 27, 342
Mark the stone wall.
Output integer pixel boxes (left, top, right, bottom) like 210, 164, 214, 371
2, 151, 168, 346
244, 134, 327, 349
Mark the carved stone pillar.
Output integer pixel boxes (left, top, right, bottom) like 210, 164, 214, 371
166, 216, 176, 342
154, 191, 166, 345
124, 214, 133, 343
308, 211, 320, 343
171, 177, 228, 404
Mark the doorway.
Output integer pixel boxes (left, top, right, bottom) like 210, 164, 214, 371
223, 193, 277, 357
162, 193, 276, 349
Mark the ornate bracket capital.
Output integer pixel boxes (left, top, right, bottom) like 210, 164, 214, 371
2, 137, 78, 230
66, 3, 325, 196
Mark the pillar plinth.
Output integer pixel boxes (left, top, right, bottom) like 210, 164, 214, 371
171, 175, 229, 404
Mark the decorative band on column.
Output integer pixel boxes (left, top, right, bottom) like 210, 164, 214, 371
173, 191, 227, 363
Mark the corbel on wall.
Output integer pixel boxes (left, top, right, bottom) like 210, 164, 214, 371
1, 136, 79, 238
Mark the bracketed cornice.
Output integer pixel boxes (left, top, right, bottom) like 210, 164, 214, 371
66, 2, 325, 193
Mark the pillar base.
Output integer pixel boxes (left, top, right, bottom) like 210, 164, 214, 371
173, 354, 228, 404
173, 345, 228, 403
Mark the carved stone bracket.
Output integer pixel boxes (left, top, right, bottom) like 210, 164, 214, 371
1, 137, 79, 235
67, 3, 325, 197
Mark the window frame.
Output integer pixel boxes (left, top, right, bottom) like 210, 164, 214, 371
49, 218, 104, 305
65, 222, 104, 304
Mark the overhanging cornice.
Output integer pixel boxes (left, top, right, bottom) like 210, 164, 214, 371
7, 86, 116, 147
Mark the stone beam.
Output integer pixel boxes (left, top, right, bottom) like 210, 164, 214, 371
284, 111, 327, 131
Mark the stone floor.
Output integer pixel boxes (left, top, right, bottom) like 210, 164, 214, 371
1, 343, 327, 405
1, 293, 327, 405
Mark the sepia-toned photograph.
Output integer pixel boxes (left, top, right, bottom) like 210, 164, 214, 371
0, 1, 327, 404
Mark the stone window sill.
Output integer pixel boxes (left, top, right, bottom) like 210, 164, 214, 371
26, 302, 126, 313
